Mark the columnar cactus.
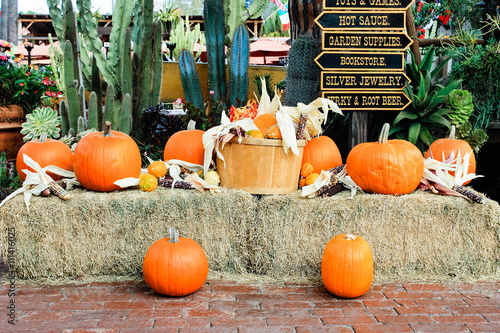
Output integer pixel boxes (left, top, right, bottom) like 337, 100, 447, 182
284, 36, 322, 106
204, 0, 227, 102
228, 24, 250, 106
179, 50, 204, 110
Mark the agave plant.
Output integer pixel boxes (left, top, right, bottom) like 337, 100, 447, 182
390, 45, 463, 150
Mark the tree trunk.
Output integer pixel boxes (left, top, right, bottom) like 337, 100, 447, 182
6, 0, 18, 44
288, 0, 322, 42
0, 0, 9, 41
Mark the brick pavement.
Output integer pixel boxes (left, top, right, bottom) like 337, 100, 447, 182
1, 276, 500, 333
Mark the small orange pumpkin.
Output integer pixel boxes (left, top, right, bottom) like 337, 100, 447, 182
322, 234, 373, 298
302, 136, 342, 173
73, 121, 141, 192
148, 161, 167, 178
164, 130, 205, 165
346, 123, 424, 195
305, 172, 319, 185
253, 113, 277, 136
16, 134, 73, 181
143, 228, 209, 296
266, 124, 282, 139
424, 125, 476, 185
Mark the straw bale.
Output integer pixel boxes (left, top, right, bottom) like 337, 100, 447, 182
249, 190, 500, 283
1, 186, 500, 284
0, 187, 256, 280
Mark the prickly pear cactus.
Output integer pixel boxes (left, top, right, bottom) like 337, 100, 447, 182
20, 107, 61, 142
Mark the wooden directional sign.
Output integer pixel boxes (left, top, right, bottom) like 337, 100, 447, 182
322, 91, 411, 111
321, 72, 410, 90
315, 51, 405, 71
324, 0, 414, 11
315, 11, 406, 31
322, 31, 412, 51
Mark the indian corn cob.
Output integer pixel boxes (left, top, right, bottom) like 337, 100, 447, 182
312, 164, 347, 197
49, 182, 71, 200
452, 185, 484, 204
296, 113, 307, 140
158, 178, 195, 190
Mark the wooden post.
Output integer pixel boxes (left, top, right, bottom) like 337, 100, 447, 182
349, 111, 368, 150
406, 7, 421, 65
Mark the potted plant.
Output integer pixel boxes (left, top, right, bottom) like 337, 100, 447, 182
0, 62, 60, 159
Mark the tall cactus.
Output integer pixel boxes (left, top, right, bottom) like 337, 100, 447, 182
204, 0, 227, 102
229, 25, 250, 106
284, 36, 322, 106
179, 50, 204, 110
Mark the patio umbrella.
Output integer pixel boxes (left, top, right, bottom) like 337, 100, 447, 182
249, 38, 290, 65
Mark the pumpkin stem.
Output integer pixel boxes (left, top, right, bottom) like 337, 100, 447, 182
103, 121, 113, 137
169, 227, 179, 243
344, 234, 356, 241
448, 125, 456, 140
39, 132, 48, 143
378, 123, 390, 144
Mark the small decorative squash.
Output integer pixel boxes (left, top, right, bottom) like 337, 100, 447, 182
16, 133, 73, 181
204, 170, 220, 186
424, 125, 476, 185
299, 177, 306, 188
73, 121, 142, 192
302, 136, 342, 173
266, 124, 282, 139
143, 228, 209, 296
246, 129, 265, 139
305, 172, 319, 185
253, 113, 277, 136
148, 161, 167, 178
164, 129, 205, 165
139, 173, 158, 192
346, 123, 424, 195
300, 162, 314, 178
322, 234, 373, 298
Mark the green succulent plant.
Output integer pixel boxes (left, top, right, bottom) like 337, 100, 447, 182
20, 106, 61, 142
390, 45, 463, 150
443, 89, 474, 125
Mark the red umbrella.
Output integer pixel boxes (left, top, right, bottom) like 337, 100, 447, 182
250, 38, 290, 65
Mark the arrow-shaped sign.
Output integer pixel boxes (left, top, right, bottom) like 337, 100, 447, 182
322, 91, 411, 111
321, 72, 410, 90
322, 31, 413, 51
324, 0, 415, 11
315, 11, 406, 30
315, 51, 405, 71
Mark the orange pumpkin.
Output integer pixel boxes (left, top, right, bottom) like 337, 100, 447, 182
16, 135, 73, 181
424, 125, 476, 185
143, 228, 209, 296
322, 234, 373, 298
253, 113, 277, 136
164, 130, 205, 165
73, 121, 142, 192
302, 136, 342, 173
346, 123, 424, 195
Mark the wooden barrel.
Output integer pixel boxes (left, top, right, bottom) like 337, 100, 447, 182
217, 137, 306, 194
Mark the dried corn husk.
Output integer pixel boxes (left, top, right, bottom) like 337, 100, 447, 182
0, 154, 77, 210
301, 165, 362, 199
421, 152, 484, 203
202, 112, 259, 175
281, 98, 343, 140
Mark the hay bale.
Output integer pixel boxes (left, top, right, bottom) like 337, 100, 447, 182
1, 186, 500, 284
0, 187, 257, 280
249, 190, 500, 283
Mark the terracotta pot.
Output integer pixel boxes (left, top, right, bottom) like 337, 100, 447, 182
0, 105, 24, 161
